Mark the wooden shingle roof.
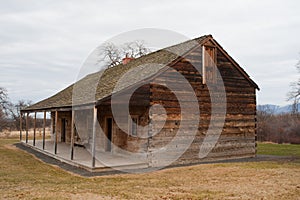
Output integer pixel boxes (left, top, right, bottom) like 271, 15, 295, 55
23, 35, 258, 112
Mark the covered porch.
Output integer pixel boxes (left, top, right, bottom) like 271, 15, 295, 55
19, 106, 148, 171
21, 139, 148, 171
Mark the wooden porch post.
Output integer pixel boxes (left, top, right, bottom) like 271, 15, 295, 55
25, 112, 29, 143
92, 106, 97, 168
70, 110, 75, 160
19, 112, 22, 141
54, 111, 58, 154
42, 111, 46, 150
33, 112, 36, 146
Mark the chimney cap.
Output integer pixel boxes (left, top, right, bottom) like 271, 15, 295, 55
122, 54, 134, 65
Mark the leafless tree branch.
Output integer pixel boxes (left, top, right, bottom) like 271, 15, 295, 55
98, 40, 150, 68
287, 55, 300, 113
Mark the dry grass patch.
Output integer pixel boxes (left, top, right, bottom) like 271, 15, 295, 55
0, 138, 299, 199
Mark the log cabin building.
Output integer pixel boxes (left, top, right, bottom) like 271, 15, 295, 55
21, 35, 259, 170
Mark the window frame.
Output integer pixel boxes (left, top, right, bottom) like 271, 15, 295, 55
128, 115, 139, 137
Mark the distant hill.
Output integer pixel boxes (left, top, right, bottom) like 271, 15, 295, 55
257, 103, 300, 114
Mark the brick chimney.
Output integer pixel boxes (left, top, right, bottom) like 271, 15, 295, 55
122, 53, 134, 65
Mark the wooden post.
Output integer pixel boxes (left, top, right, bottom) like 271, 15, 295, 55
70, 110, 75, 160
202, 45, 206, 84
92, 107, 97, 168
33, 112, 36, 146
42, 111, 46, 150
54, 111, 58, 154
19, 112, 22, 141
26, 113, 29, 143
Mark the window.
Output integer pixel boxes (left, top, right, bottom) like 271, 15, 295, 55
202, 45, 216, 84
129, 116, 138, 136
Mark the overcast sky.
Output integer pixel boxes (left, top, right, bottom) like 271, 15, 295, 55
0, 0, 299, 106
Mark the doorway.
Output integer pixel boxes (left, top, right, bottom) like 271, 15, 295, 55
61, 118, 66, 142
106, 118, 113, 152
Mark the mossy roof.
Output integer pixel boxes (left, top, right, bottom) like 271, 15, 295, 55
23, 35, 258, 111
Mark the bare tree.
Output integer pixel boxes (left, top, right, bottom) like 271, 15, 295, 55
0, 87, 10, 131
257, 112, 300, 144
0, 88, 34, 131
123, 40, 150, 58
8, 100, 32, 130
98, 40, 150, 68
287, 58, 300, 113
99, 42, 122, 67
0, 107, 8, 131
0, 87, 10, 113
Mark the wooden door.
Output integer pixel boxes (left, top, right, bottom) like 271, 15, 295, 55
106, 118, 113, 152
61, 118, 66, 142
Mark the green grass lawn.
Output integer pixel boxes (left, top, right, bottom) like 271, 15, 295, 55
257, 142, 300, 157
0, 138, 299, 199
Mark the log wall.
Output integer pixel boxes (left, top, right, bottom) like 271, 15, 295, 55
149, 42, 256, 166
50, 111, 72, 143
96, 84, 150, 154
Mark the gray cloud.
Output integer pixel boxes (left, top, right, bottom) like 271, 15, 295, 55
0, 0, 299, 106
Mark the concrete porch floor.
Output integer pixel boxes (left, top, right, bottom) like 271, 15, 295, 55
21, 139, 148, 172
